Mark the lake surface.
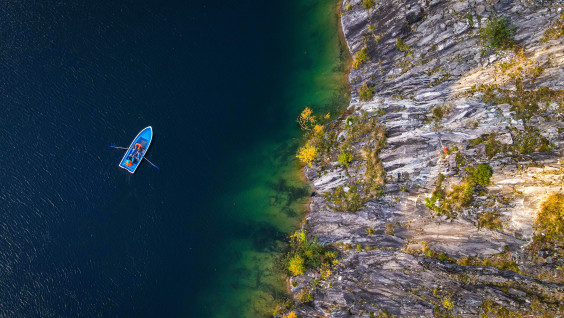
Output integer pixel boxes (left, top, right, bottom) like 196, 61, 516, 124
0, 0, 348, 316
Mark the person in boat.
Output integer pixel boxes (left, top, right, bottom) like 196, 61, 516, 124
134, 143, 143, 160
125, 143, 143, 167
125, 150, 136, 166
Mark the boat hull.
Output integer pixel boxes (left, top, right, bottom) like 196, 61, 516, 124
119, 126, 153, 173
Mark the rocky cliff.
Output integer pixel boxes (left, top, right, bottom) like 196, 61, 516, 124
287, 0, 564, 317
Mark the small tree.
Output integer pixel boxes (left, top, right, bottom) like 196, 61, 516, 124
431, 105, 446, 121
352, 48, 369, 69
288, 255, 305, 276
297, 143, 318, 166
310, 125, 325, 148
358, 83, 375, 101
338, 150, 353, 166
283, 312, 298, 318
442, 297, 454, 310
480, 15, 516, 49
468, 164, 493, 186
297, 106, 316, 130
313, 124, 323, 134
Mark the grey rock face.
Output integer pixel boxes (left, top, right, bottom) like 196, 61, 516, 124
289, 0, 564, 316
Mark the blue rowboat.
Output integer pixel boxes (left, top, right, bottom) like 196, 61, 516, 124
119, 126, 153, 173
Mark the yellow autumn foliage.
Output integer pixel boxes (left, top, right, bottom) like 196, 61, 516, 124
443, 297, 454, 310
536, 193, 564, 245
288, 255, 305, 276
352, 48, 368, 69
283, 312, 298, 318
296, 144, 318, 166
291, 229, 307, 244
320, 262, 331, 280
314, 124, 323, 134
297, 107, 316, 130
310, 125, 326, 147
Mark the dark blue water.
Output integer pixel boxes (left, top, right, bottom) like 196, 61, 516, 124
0, 0, 347, 316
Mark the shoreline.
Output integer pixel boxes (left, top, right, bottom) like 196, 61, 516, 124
334, 0, 355, 122
283, 0, 352, 299
283, 0, 352, 298
335, 0, 352, 93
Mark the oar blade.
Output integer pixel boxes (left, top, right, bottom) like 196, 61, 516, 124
144, 158, 160, 171
109, 146, 129, 150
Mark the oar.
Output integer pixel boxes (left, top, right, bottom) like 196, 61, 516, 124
109, 145, 128, 150
143, 157, 160, 170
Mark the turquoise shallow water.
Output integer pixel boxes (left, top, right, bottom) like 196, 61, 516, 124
0, 0, 347, 316
195, 1, 350, 316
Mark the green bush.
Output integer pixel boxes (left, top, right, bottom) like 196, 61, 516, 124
297, 288, 312, 302
431, 106, 445, 121
338, 150, 353, 166
425, 174, 448, 215
468, 164, 493, 186
358, 83, 375, 101
362, 0, 375, 9
480, 15, 516, 49
425, 187, 446, 210
395, 37, 410, 53
286, 229, 336, 276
